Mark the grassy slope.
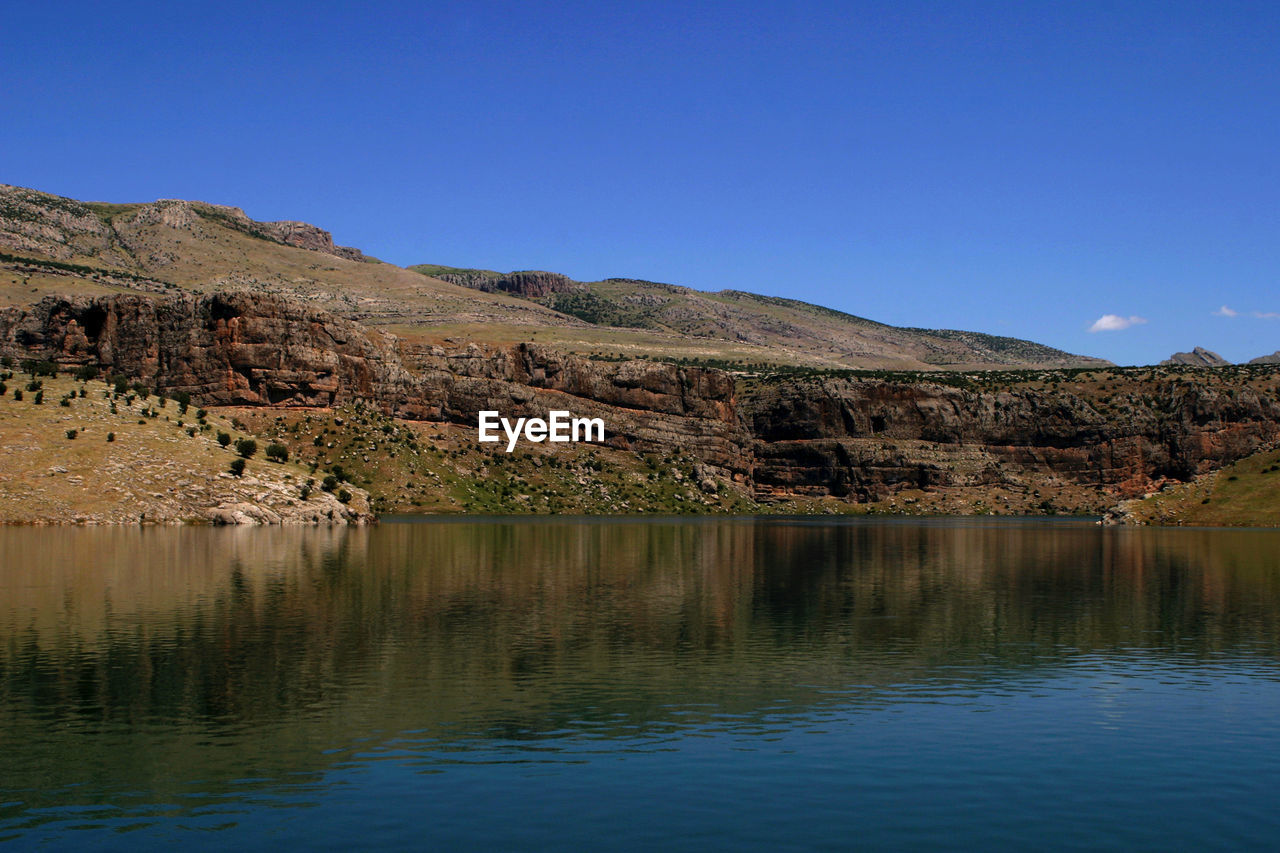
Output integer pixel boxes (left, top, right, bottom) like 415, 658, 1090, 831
227, 404, 761, 516
1116, 446, 1280, 527
0, 374, 368, 523
415, 270, 1110, 371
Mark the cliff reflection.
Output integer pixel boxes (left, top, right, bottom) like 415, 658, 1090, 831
2, 519, 1279, 803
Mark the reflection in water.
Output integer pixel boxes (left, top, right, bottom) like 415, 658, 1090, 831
2, 518, 1280, 847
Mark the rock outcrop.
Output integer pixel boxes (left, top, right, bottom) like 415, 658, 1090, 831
1249, 351, 1280, 365
1161, 347, 1230, 367
436, 269, 583, 298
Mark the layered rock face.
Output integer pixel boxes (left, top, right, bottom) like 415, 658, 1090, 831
3, 291, 1278, 504
0, 293, 748, 478
741, 377, 1280, 500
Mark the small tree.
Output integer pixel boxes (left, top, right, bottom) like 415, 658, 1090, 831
74, 365, 99, 381
33, 390, 43, 405
234, 438, 257, 459
217, 431, 232, 447
106, 432, 115, 442
337, 488, 352, 504
265, 442, 289, 463
229, 458, 246, 477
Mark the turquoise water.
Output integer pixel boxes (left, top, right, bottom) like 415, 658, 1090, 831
2, 517, 1279, 849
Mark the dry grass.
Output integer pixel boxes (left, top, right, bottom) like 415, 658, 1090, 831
0, 375, 367, 523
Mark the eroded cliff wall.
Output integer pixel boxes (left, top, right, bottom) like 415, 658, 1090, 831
3, 292, 1278, 506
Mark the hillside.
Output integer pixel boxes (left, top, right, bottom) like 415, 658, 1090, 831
0, 184, 1106, 371
411, 264, 1111, 370
0, 372, 370, 524
1107, 445, 1280, 527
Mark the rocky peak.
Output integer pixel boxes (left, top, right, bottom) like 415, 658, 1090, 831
0, 184, 113, 261
1160, 347, 1230, 367
1248, 351, 1280, 365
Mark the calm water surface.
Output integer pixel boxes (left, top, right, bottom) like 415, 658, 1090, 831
2, 517, 1280, 850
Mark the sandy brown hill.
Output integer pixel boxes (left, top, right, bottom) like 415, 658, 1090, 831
0, 185, 575, 329
2, 184, 1106, 370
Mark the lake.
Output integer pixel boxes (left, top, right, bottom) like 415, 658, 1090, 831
2, 517, 1280, 850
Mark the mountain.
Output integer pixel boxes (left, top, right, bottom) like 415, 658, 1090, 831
1160, 347, 1231, 367
0, 184, 1107, 371
1249, 351, 1280, 365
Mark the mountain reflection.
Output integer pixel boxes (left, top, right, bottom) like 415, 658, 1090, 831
2, 518, 1279, 807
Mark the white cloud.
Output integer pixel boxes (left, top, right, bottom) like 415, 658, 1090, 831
1089, 314, 1148, 333
1213, 305, 1239, 317
1253, 310, 1280, 319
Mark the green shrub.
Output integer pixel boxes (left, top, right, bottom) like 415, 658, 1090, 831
113, 376, 128, 395
265, 442, 289, 463
26, 380, 41, 392
229, 458, 246, 477
300, 481, 313, 500
106, 432, 115, 442
234, 438, 257, 458
0, 382, 6, 396
217, 431, 232, 447
59, 396, 71, 407
65, 429, 77, 439
322, 474, 338, 492
337, 488, 352, 504
132, 383, 149, 399
13, 389, 21, 401
74, 365, 99, 381
33, 390, 43, 405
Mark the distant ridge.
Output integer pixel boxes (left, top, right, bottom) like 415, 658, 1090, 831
408, 263, 1111, 371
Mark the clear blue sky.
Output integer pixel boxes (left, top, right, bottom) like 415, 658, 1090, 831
3, 1, 1278, 365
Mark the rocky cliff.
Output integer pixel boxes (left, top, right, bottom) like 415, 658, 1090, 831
741, 375, 1280, 503
3, 291, 1278, 511
0, 293, 748, 478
